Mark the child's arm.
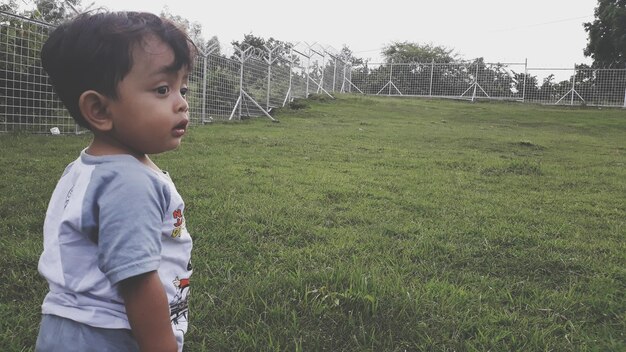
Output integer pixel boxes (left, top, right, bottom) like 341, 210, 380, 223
121, 271, 178, 352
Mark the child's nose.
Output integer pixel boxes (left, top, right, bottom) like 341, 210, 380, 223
177, 94, 189, 113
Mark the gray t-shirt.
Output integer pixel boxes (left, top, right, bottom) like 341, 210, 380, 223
38, 150, 192, 350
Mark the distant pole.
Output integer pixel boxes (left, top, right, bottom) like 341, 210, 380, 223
319, 53, 325, 94
238, 56, 244, 118
332, 56, 337, 93
570, 64, 576, 106
266, 48, 272, 110
623, 64, 626, 109
202, 55, 208, 122
389, 60, 393, 96
305, 50, 311, 97
429, 59, 434, 97
339, 63, 345, 93
472, 63, 478, 102
288, 48, 294, 102
522, 58, 527, 102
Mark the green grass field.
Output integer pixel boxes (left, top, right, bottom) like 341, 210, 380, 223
1, 95, 624, 351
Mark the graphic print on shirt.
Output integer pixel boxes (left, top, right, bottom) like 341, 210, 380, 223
64, 186, 74, 209
170, 273, 190, 331
171, 209, 184, 238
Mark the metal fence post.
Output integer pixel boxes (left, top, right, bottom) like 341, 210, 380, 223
202, 54, 208, 122
570, 64, 576, 106
319, 51, 326, 94
238, 58, 244, 118
340, 61, 348, 93
522, 58, 527, 102
389, 60, 393, 96
340, 63, 345, 93
266, 48, 272, 110
288, 49, 293, 104
622, 64, 626, 108
472, 63, 479, 102
429, 59, 434, 97
264, 44, 279, 110
305, 49, 310, 97
332, 56, 337, 93
348, 66, 352, 93
200, 43, 218, 123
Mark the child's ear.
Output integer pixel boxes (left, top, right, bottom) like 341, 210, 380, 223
79, 90, 112, 132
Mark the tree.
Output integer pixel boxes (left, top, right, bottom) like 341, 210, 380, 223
583, 0, 626, 68
0, 0, 19, 13
382, 41, 458, 63
512, 71, 539, 99
0, 0, 83, 24
231, 33, 265, 52
338, 45, 365, 67
230, 33, 293, 60
206, 35, 221, 56
29, 0, 82, 24
160, 7, 210, 54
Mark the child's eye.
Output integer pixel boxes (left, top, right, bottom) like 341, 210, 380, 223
180, 87, 189, 97
156, 86, 170, 95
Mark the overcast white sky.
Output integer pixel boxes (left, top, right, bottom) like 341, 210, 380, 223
90, 0, 597, 67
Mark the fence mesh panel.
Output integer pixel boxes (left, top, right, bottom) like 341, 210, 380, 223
289, 45, 309, 100
1, 12, 78, 133
239, 53, 267, 118
205, 54, 240, 120
186, 54, 206, 125
268, 55, 292, 109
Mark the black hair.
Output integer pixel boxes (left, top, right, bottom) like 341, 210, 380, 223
41, 11, 196, 129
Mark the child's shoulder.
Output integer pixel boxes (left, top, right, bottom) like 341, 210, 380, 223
77, 152, 170, 195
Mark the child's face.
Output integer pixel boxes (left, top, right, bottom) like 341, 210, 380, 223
106, 35, 190, 155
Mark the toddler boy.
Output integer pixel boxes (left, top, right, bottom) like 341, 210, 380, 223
36, 11, 195, 352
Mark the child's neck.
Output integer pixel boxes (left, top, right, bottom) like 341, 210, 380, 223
86, 137, 161, 172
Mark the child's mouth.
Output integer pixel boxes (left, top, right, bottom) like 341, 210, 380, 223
173, 120, 188, 137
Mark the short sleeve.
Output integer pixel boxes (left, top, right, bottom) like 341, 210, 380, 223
84, 165, 170, 285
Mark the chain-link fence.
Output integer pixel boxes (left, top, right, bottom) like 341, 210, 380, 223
523, 67, 626, 107
0, 11, 352, 133
349, 60, 626, 107
1, 10, 625, 134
